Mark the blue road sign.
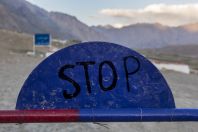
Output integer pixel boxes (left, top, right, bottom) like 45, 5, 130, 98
16, 42, 175, 110
34, 34, 50, 46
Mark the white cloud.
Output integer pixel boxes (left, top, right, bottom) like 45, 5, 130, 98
112, 23, 127, 28
100, 4, 198, 26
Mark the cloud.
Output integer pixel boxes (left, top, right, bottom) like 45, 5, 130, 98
111, 23, 126, 28
100, 4, 198, 26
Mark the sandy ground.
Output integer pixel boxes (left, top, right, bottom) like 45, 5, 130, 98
0, 52, 197, 132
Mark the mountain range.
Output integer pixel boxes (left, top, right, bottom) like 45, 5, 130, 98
1, 0, 198, 49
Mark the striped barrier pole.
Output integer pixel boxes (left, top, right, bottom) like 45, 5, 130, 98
0, 109, 197, 123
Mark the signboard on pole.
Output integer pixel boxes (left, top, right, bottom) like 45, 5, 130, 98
32, 34, 51, 55
34, 34, 51, 46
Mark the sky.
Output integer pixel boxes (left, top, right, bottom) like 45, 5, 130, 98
26, 0, 198, 27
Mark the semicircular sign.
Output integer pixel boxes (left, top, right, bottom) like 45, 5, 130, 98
16, 42, 175, 110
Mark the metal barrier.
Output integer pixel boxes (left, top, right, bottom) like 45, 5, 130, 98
0, 109, 197, 123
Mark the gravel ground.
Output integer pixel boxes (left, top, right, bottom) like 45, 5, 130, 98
0, 52, 197, 132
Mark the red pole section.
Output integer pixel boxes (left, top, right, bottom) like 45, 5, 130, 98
0, 110, 79, 123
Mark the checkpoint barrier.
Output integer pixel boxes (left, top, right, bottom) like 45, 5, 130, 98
0, 109, 197, 123
0, 42, 197, 123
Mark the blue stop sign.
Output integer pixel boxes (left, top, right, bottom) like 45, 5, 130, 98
16, 42, 175, 110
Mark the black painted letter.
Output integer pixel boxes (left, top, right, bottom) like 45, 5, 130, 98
123, 56, 140, 92
59, 65, 80, 99
76, 61, 95, 93
99, 61, 118, 91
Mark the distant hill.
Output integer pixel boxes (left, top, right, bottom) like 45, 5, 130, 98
92, 23, 198, 48
0, 0, 105, 41
0, 0, 72, 39
180, 23, 198, 32
1, 0, 198, 49
49, 12, 107, 41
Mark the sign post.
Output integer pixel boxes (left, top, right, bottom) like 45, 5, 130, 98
33, 34, 51, 55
